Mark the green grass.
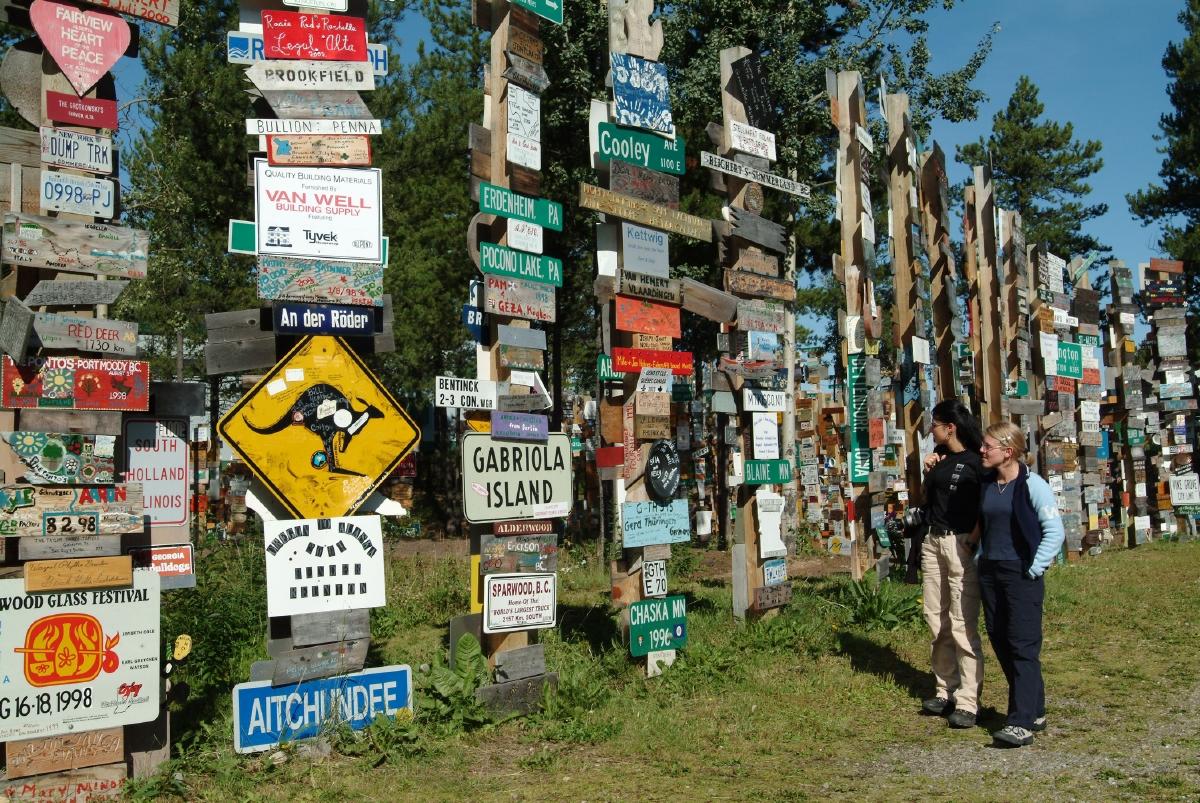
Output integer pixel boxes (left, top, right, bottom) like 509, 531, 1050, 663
130, 541, 1200, 801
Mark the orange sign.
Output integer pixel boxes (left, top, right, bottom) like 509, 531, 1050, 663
18, 614, 119, 687
615, 295, 681, 338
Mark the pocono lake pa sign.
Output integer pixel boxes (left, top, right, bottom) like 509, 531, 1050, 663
460, 433, 572, 523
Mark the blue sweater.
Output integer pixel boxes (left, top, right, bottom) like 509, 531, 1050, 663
980, 463, 1066, 579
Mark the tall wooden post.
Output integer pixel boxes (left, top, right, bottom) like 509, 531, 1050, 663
920, 144, 965, 403
971, 166, 1004, 424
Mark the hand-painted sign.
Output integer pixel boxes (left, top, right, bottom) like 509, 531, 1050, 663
619, 269, 681, 304
0, 483, 143, 537
272, 301, 375, 336
126, 543, 194, 589
494, 519, 555, 536
737, 299, 786, 334
254, 161, 383, 264
30, 0, 130, 96
32, 313, 137, 356
728, 119, 776, 161
218, 336, 420, 518
267, 134, 371, 166
2, 213, 147, 279
2, 355, 149, 411
4, 432, 116, 485
621, 499, 689, 547
263, 516, 385, 617
45, 91, 119, 129
579, 183, 710, 241
227, 31, 388, 75
595, 119, 685, 175
3, 727, 124, 780
39, 170, 117, 219
506, 83, 541, 170
491, 411, 548, 441
484, 572, 557, 633
77, 0, 178, 25
260, 11, 367, 61
233, 665, 411, 754
122, 418, 188, 527
0, 570, 159, 741
259, 89, 372, 120
611, 160, 679, 209
478, 181, 563, 231
257, 253, 383, 307
725, 268, 795, 301
480, 532, 557, 574
611, 52, 674, 136
621, 222, 669, 277
22, 556, 132, 592
615, 295, 681, 338
245, 60, 374, 91
612, 347, 692, 376
480, 241, 562, 286
39, 127, 114, 174
629, 594, 686, 657
731, 50, 775, 130
511, 0, 561, 24
247, 118, 382, 136
435, 376, 496, 410
744, 459, 791, 485
483, 275, 556, 323
461, 432, 572, 523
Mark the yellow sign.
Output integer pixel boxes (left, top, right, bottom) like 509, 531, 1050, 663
218, 336, 420, 518
464, 410, 491, 433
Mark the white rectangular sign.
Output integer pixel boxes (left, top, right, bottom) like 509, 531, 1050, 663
39, 170, 116, 218
255, 160, 383, 264
621, 222, 670, 277
246, 118, 383, 136
642, 559, 667, 598
245, 60, 375, 92
729, 120, 776, 161
483, 572, 557, 633
507, 219, 543, 254
742, 388, 787, 412
0, 571, 160, 741
1169, 473, 1200, 506
263, 516, 386, 618
461, 433, 573, 522
752, 412, 779, 459
39, 127, 114, 174
506, 83, 541, 171
435, 375, 497, 410
123, 417, 190, 527
636, 367, 673, 394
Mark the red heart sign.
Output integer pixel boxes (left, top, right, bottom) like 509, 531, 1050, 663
30, 0, 130, 97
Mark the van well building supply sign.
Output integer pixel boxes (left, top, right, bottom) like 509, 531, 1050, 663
232, 665, 412, 753
254, 160, 383, 264
483, 572, 556, 633
460, 432, 572, 523
0, 571, 160, 741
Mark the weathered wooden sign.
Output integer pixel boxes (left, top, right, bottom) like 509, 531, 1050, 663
752, 582, 792, 611
3, 727, 124, 780
611, 159, 679, 208
483, 275, 556, 322
2, 355, 149, 411
721, 206, 787, 254
266, 134, 371, 166
260, 10, 367, 61
263, 516, 385, 617
0, 296, 34, 362
0, 763, 128, 801
257, 89, 372, 121
731, 50, 775, 130
33, 312, 138, 355
480, 531, 557, 574
246, 118, 382, 136
619, 269, 680, 304
611, 52, 674, 136
78, 0, 178, 25
31, 0, 130, 96
498, 344, 544, 369
272, 301, 375, 336
255, 161, 383, 263
478, 181, 563, 230
635, 414, 670, 440
612, 346, 693, 376
504, 50, 549, 94
245, 60, 374, 91
480, 241, 562, 286
0, 483, 143, 537
700, 151, 809, 198
615, 294, 681, 338
737, 299, 786, 334
0, 570, 160, 741
24, 280, 129, 307
45, 90, 119, 129
24, 555, 133, 592
579, 183, 711, 241
506, 82, 541, 170
39, 169, 117, 218
39, 126, 114, 174
3, 213, 147, 277
595, 119, 685, 175
621, 221, 670, 277
219, 337, 419, 518
496, 324, 546, 350
460, 432, 572, 522
629, 595, 687, 656
725, 269, 795, 302
636, 390, 670, 416
257, 253, 383, 307
4, 431, 116, 484
269, 638, 370, 686
484, 572, 557, 633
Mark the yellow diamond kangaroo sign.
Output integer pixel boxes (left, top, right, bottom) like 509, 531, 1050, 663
219, 336, 419, 518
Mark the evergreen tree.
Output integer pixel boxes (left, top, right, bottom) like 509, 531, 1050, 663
957, 75, 1106, 258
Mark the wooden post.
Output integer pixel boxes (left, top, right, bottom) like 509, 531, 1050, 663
920, 144, 964, 403
971, 166, 1004, 424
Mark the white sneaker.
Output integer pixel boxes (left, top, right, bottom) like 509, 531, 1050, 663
992, 725, 1034, 746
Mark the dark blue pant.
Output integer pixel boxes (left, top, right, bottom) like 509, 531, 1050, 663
978, 559, 1045, 729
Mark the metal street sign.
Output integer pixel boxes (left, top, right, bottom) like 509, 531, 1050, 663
122, 417, 189, 527
479, 241, 562, 286
260, 10, 367, 61
595, 119, 685, 175
460, 432, 572, 523
700, 151, 809, 198
510, 0, 561, 25
227, 31, 388, 75
272, 301, 375, 336
39, 126, 114, 174
3, 212, 147, 278
232, 665, 411, 754
218, 336, 420, 518
744, 459, 792, 485
483, 572, 557, 633
263, 516, 385, 617
629, 595, 686, 657
245, 60, 374, 92
39, 170, 117, 219
478, 181, 563, 231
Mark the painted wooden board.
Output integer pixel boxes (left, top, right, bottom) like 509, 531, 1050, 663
610, 159, 679, 209
24, 555, 132, 592
23, 280, 129, 307
507, 24, 542, 63
246, 118, 382, 136
724, 269, 795, 302
480, 531, 557, 574
245, 60, 374, 91
39, 126, 115, 174
503, 50, 549, 94
579, 183, 711, 241
289, 608, 371, 647
612, 347, 693, 375
257, 254, 383, 307
3, 213, 147, 278
632, 333, 672, 350
2, 355, 149, 411
752, 581, 792, 611
39, 169, 118, 218
729, 119, 776, 161
260, 10, 367, 61
17, 534, 121, 560
270, 638, 370, 686
30, 0, 130, 96
257, 89, 371, 120
619, 270, 681, 305
3, 728, 124, 780
497, 344, 544, 370
45, 90, 119, 129
0, 762, 128, 801
483, 275, 555, 323
700, 151, 809, 199
3, 431, 117, 484
266, 134, 371, 166
615, 294, 681, 338
731, 50, 775, 130
622, 499, 689, 547
0, 483, 143, 537
737, 299, 786, 334
733, 246, 779, 275
635, 414, 670, 440
33, 313, 138, 355
719, 206, 787, 253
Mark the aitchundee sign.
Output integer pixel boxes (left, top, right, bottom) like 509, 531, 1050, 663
460, 433, 572, 522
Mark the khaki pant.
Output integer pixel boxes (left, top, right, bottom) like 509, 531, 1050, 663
921, 532, 984, 713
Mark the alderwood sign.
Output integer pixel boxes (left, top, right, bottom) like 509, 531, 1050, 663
2, 213, 148, 279
483, 275, 555, 322
39, 126, 114, 174
260, 11, 367, 61
0, 483, 143, 537
2, 355, 150, 411
30, 0, 130, 96
245, 60, 374, 92
579, 183, 711, 241
267, 134, 371, 166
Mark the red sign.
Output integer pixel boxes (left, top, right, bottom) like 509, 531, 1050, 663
1050, 375, 1075, 393
31, 0, 130, 96
128, 544, 194, 579
45, 90, 119, 129
596, 446, 625, 468
493, 520, 555, 536
612, 347, 693, 376
868, 418, 884, 448
1082, 367, 1101, 385
1149, 258, 1184, 274
2, 356, 149, 411
615, 295, 681, 339
396, 453, 417, 478
261, 11, 368, 61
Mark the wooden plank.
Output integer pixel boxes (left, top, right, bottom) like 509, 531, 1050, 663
290, 608, 370, 647
32, 312, 137, 356
17, 534, 122, 559
732, 246, 779, 276
16, 409, 122, 434
126, 708, 169, 780
23, 280, 129, 307
0, 124, 40, 168
0, 483, 144, 537
244, 60, 374, 92
448, 613, 483, 670
3, 212, 147, 278
474, 672, 556, 716
579, 183, 711, 241
0, 762, 127, 801
724, 269, 795, 302
271, 638, 370, 686
23, 555, 132, 591
503, 51, 549, 94
0, 296, 34, 362
0, 163, 42, 214
258, 89, 372, 120
493, 643, 545, 682
718, 206, 787, 254
615, 294, 681, 338
2, 431, 117, 484
507, 25, 542, 64
680, 277, 737, 323
752, 580, 792, 611
619, 270, 681, 305
610, 159, 679, 209
4, 728, 124, 780
2, 355, 150, 411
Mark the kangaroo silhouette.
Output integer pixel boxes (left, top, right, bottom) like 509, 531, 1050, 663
244, 384, 384, 476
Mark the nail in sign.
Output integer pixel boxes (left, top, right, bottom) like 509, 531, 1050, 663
30, 0, 130, 96
261, 11, 368, 62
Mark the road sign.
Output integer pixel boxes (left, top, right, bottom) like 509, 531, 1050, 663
3, 213, 147, 278
227, 31, 388, 75
479, 241, 562, 286
218, 336, 420, 519
263, 516, 385, 617
38, 170, 117, 219
629, 595, 686, 657
595, 119, 685, 175
478, 181, 562, 231
39, 127, 114, 174
232, 665, 411, 754
511, 0, 561, 24
30, 0, 130, 96
744, 459, 792, 484
460, 432, 572, 523
260, 10, 367, 61
122, 418, 189, 527
245, 60, 374, 92
272, 301, 375, 336
483, 573, 557, 633
2, 355, 149, 411
266, 134, 371, 166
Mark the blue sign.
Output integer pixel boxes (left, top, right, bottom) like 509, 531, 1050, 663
621, 499, 690, 548
273, 302, 375, 336
611, 53, 675, 137
233, 665, 412, 753
462, 304, 486, 343
491, 411, 548, 441
1097, 429, 1110, 460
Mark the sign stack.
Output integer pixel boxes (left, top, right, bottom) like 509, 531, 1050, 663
0, 0, 192, 795
454, 0, 566, 711
215, 0, 416, 754
1104, 259, 1141, 546
1068, 265, 1113, 553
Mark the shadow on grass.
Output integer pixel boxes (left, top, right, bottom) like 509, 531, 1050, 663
558, 602, 621, 654
837, 630, 930, 701
681, 591, 718, 615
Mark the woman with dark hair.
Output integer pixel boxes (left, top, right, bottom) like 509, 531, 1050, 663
918, 399, 986, 729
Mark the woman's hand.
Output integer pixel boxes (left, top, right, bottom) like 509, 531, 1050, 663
923, 453, 943, 472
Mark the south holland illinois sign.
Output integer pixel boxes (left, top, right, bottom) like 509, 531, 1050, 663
218, 336, 419, 518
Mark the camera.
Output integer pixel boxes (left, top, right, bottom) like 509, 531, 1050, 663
885, 506, 925, 539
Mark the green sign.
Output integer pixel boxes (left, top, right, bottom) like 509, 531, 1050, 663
479, 241, 563, 287
597, 122, 685, 176
1127, 428, 1145, 447
671, 382, 693, 402
847, 353, 871, 483
478, 182, 563, 231
745, 459, 792, 485
1076, 333, 1101, 347
511, 0, 562, 25
1175, 504, 1200, 516
1056, 341, 1083, 380
598, 354, 622, 382
571, 436, 583, 453
629, 595, 687, 657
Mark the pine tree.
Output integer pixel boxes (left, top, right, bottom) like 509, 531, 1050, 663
957, 75, 1106, 258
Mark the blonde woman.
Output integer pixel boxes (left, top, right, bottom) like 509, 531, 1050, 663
971, 422, 1065, 747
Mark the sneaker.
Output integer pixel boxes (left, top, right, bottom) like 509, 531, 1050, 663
947, 710, 976, 729
922, 697, 953, 715
992, 725, 1034, 747
1031, 716, 1047, 732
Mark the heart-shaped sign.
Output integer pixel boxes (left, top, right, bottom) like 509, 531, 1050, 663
30, 0, 129, 97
